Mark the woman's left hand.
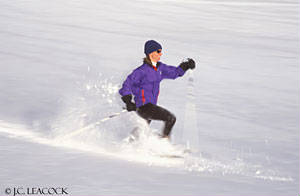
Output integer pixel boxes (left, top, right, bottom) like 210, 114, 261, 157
179, 58, 196, 71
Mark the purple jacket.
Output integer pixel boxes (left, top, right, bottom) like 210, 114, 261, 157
119, 62, 185, 107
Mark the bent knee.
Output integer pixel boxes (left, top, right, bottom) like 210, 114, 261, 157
168, 114, 176, 125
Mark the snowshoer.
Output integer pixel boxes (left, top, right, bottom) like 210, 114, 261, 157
119, 40, 195, 138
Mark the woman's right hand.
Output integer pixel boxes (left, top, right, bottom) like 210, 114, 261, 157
126, 102, 137, 112
121, 94, 137, 111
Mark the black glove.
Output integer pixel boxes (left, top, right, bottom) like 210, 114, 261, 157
121, 94, 137, 112
179, 58, 196, 71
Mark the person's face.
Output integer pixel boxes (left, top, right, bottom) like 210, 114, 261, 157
149, 49, 162, 62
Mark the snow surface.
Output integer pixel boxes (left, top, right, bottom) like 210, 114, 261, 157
0, 0, 299, 195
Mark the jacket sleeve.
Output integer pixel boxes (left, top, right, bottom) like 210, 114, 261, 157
119, 68, 143, 96
160, 63, 185, 80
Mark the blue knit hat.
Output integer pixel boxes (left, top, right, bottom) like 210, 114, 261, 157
144, 40, 162, 55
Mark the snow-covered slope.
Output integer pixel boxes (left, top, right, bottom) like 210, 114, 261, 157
0, 0, 299, 195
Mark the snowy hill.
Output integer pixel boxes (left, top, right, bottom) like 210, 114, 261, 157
0, 0, 299, 195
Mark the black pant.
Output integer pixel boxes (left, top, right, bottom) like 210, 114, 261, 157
136, 103, 176, 137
